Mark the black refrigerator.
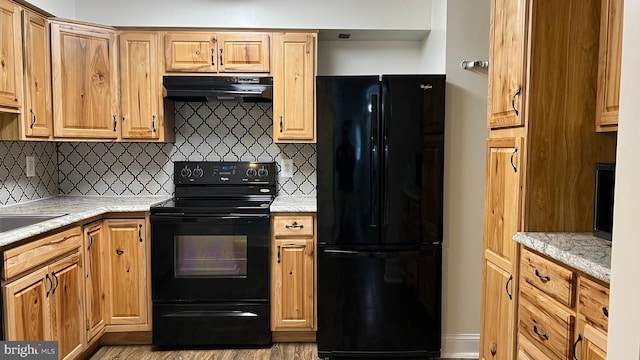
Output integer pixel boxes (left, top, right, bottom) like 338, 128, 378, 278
316, 75, 445, 359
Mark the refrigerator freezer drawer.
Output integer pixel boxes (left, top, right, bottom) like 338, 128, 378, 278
316, 245, 441, 358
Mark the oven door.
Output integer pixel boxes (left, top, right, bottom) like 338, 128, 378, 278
150, 213, 270, 303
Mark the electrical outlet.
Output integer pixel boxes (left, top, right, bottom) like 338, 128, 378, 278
280, 159, 294, 178
26, 156, 35, 177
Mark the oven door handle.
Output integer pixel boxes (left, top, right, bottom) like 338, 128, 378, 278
150, 213, 270, 222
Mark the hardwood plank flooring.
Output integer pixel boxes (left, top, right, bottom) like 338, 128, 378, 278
90, 344, 320, 360
90, 344, 476, 360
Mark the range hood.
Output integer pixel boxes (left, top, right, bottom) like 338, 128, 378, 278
163, 76, 273, 102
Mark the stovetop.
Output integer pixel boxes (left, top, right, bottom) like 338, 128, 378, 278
151, 161, 277, 215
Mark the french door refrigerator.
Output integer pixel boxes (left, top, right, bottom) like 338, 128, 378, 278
317, 75, 445, 359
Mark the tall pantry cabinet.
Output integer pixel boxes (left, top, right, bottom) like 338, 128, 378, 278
479, 0, 617, 359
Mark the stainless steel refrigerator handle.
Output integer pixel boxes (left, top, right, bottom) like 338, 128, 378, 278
370, 93, 379, 227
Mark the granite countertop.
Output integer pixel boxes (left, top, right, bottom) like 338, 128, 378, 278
0, 195, 170, 248
270, 195, 317, 212
513, 232, 612, 283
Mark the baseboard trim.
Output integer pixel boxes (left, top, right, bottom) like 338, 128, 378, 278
441, 334, 480, 359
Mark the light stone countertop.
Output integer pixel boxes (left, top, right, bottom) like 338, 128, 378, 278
513, 232, 612, 283
0, 195, 170, 248
270, 195, 317, 213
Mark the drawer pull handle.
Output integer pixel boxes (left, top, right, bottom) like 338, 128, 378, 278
534, 269, 551, 281
602, 306, 609, 318
573, 334, 583, 360
285, 222, 304, 229
533, 325, 549, 340
505, 274, 513, 300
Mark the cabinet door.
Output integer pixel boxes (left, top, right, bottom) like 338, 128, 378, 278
49, 253, 84, 360
164, 32, 216, 72
22, 10, 52, 138
595, 0, 623, 131
576, 321, 608, 360
483, 138, 523, 271
51, 22, 119, 139
217, 32, 270, 72
83, 221, 107, 343
105, 219, 147, 325
3, 267, 51, 341
272, 32, 316, 143
272, 238, 315, 330
480, 259, 516, 360
0, 0, 22, 110
487, 0, 528, 128
120, 31, 161, 140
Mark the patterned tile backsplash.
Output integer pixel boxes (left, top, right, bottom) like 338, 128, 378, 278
57, 102, 317, 196
0, 142, 59, 206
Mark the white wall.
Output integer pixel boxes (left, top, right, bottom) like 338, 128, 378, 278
318, 41, 423, 75
24, 0, 75, 19
420, 0, 447, 73
607, 0, 640, 357
439, 0, 489, 357
73, 0, 431, 30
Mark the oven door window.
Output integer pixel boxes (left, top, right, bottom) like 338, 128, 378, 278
175, 235, 247, 278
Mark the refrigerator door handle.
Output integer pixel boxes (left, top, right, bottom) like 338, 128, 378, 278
382, 91, 390, 227
370, 93, 379, 227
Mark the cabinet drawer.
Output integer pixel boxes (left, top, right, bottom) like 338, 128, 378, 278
3, 226, 82, 280
273, 215, 314, 237
578, 277, 609, 331
519, 282, 575, 360
521, 248, 576, 307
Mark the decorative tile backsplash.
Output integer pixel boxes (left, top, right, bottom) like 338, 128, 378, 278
0, 142, 59, 206
58, 102, 317, 196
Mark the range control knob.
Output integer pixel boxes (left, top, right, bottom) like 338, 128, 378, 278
258, 167, 269, 178
192, 166, 203, 178
246, 168, 258, 178
180, 166, 192, 178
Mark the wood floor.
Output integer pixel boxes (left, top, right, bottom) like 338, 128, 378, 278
90, 344, 320, 360
90, 344, 476, 360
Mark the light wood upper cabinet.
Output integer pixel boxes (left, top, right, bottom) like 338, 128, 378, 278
0, 0, 22, 111
104, 219, 148, 327
83, 221, 108, 344
164, 31, 270, 73
51, 21, 119, 140
595, 0, 624, 132
22, 10, 52, 138
271, 214, 316, 333
120, 31, 173, 142
487, 0, 527, 129
272, 32, 316, 143
217, 32, 270, 72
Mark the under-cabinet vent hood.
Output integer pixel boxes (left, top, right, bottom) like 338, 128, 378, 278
163, 76, 273, 102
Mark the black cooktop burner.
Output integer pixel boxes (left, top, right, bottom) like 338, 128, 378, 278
151, 161, 277, 215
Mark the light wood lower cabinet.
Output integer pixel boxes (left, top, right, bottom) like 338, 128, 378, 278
104, 219, 148, 328
517, 248, 609, 360
83, 220, 108, 344
480, 258, 516, 360
3, 227, 85, 360
271, 214, 316, 337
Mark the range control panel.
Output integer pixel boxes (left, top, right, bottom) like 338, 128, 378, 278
174, 161, 277, 185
